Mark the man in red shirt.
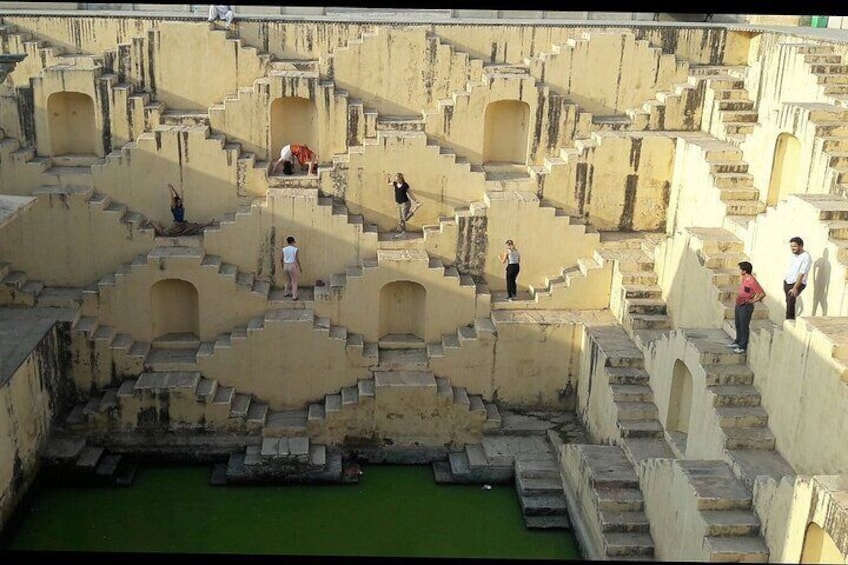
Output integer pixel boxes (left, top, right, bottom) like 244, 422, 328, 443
727, 261, 766, 354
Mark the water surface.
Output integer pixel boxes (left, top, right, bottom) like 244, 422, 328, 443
4, 464, 579, 560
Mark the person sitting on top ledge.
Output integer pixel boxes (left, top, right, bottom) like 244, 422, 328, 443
208, 5, 235, 29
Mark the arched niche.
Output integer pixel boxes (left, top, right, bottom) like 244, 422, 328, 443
150, 279, 199, 339
666, 359, 694, 453
47, 91, 97, 156
482, 99, 530, 164
269, 96, 318, 162
766, 132, 801, 206
801, 522, 844, 564
379, 280, 426, 339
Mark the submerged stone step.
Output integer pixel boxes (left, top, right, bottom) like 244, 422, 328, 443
524, 515, 570, 529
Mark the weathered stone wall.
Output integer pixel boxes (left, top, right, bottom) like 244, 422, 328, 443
0, 320, 71, 533
747, 318, 848, 476
545, 131, 675, 231
638, 458, 715, 561
0, 190, 154, 287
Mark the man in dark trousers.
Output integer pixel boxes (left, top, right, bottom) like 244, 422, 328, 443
727, 261, 765, 354
783, 236, 812, 320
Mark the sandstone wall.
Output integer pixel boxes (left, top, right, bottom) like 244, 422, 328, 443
0, 320, 69, 533
747, 318, 848, 475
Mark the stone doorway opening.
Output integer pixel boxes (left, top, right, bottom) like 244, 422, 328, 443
801, 522, 842, 563
150, 279, 200, 340
666, 359, 694, 454
269, 96, 318, 164
379, 280, 426, 341
482, 99, 530, 165
766, 132, 801, 206
47, 91, 97, 156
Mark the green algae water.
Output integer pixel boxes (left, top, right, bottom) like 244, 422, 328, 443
3, 464, 579, 559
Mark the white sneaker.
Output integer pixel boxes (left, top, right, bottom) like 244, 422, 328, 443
732, 346, 746, 354
725, 342, 739, 348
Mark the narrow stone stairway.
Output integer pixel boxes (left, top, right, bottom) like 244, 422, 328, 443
40, 435, 138, 486
561, 443, 655, 560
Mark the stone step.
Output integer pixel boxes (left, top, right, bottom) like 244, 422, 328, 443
598, 510, 651, 533
374, 348, 429, 371
625, 297, 667, 315
75, 445, 105, 469
516, 473, 563, 496
708, 385, 761, 407
377, 333, 426, 350
602, 532, 655, 558
144, 347, 198, 371
605, 367, 651, 385
482, 436, 552, 467
678, 460, 752, 511
725, 448, 796, 491
373, 370, 436, 391
519, 493, 567, 516
577, 445, 640, 489
524, 515, 570, 529
595, 486, 645, 513
715, 406, 768, 427
618, 419, 664, 438
264, 409, 308, 435
229, 393, 251, 418
703, 535, 769, 562
700, 510, 761, 536
615, 401, 659, 421
703, 364, 754, 386
514, 456, 560, 480
626, 313, 672, 330
134, 371, 202, 392
722, 426, 776, 450
610, 384, 654, 403
620, 437, 676, 466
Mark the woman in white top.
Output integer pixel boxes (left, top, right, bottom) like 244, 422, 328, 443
499, 239, 521, 301
281, 236, 302, 300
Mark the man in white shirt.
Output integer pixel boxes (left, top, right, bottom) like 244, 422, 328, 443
784, 236, 812, 320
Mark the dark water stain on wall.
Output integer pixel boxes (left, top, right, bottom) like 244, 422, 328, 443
575, 162, 592, 217
455, 216, 487, 277
545, 94, 563, 155
347, 102, 360, 148
147, 28, 157, 97
628, 137, 643, 172
16, 85, 35, 146
530, 88, 545, 163
98, 76, 112, 154
619, 174, 638, 232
